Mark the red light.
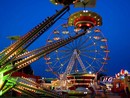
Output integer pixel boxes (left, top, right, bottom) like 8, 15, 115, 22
78, 24, 82, 27
86, 23, 91, 27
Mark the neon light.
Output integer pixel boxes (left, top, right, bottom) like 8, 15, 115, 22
0, 73, 3, 87
0, 90, 2, 96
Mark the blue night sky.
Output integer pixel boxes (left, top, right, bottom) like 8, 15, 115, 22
0, 0, 130, 78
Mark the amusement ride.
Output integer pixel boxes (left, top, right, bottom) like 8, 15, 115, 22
0, 0, 111, 97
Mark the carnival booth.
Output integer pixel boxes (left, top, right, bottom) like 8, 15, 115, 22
112, 69, 130, 96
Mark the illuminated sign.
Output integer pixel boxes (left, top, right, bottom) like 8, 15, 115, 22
100, 76, 114, 83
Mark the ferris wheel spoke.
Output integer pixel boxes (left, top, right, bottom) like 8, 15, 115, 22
93, 62, 102, 70
96, 58, 105, 65
80, 53, 96, 60
52, 60, 60, 68
94, 60, 102, 68
80, 38, 101, 49
86, 65, 91, 70
63, 44, 74, 50
67, 41, 76, 49
62, 58, 70, 65
97, 51, 105, 57
75, 36, 82, 49
52, 66, 61, 70
57, 66, 63, 72
85, 63, 96, 72
93, 49, 107, 57
85, 60, 91, 69
79, 42, 96, 50
88, 50, 104, 57
57, 59, 70, 73
71, 39, 76, 48
77, 35, 83, 47
90, 65, 98, 72
94, 58, 104, 63
81, 56, 96, 70
77, 30, 96, 48
80, 49, 97, 53
52, 63, 62, 69
59, 53, 72, 60
56, 49, 71, 53
58, 61, 70, 69
75, 37, 80, 49
78, 37, 90, 49
49, 52, 58, 57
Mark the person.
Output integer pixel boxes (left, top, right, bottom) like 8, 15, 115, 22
124, 87, 130, 98
102, 86, 107, 98
88, 83, 96, 98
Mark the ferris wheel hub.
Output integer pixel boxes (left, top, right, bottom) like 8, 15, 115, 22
68, 11, 102, 29
74, 49, 80, 55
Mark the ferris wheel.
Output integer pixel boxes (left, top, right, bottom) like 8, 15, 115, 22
44, 23, 109, 78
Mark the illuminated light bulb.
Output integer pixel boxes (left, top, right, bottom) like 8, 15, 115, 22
89, 14, 91, 16
34, 58, 37, 60
19, 65, 22, 68
95, 50, 98, 52
30, 60, 32, 63
9, 55, 13, 58
74, 16, 77, 18
89, 71, 92, 74
83, 10, 86, 12
86, 10, 88, 12
57, 58, 60, 60
80, 14, 82, 16
32, 59, 35, 62
89, 36, 92, 39
97, 19, 100, 21
20, 65, 23, 68
86, 23, 91, 27
78, 24, 82, 27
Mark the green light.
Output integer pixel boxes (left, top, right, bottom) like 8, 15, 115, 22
0, 73, 3, 88
0, 90, 2, 96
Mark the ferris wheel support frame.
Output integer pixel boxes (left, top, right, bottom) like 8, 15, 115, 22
62, 49, 87, 80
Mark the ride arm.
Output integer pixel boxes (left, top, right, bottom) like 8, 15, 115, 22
1, 76, 62, 98
1, 31, 86, 77
0, 5, 70, 66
